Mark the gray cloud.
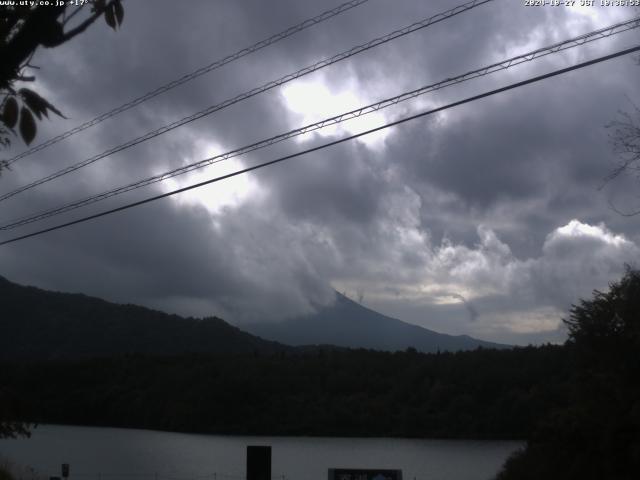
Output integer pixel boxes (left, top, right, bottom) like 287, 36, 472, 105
448, 293, 479, 322
2, 0, 640, 344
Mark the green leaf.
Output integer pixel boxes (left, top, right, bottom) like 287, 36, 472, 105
3, 97, 18, 129
114, 0, 124, 26
104, 4, 117, 30
19, 107, 36, 145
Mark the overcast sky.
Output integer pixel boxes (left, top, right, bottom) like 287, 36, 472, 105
1, 0, 640, 345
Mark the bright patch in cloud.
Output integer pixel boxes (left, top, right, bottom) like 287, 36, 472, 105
281, 79, 390, 148
161, 141, 261, 214
550, 219, 629, 247
484, 307, 564, 335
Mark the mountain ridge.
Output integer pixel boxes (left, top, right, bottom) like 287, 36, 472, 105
0, 276, 508, 359
245, 291, 510, 352
0, 275, 287, 360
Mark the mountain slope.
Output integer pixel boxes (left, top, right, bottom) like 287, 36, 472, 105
0, 275, 286, 360
245, 292, 509, 352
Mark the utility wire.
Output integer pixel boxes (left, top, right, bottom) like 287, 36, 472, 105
2, 16, 638, 231
3, 0, 372, 166
2, 44, 638, 247
0, 0, 493, 203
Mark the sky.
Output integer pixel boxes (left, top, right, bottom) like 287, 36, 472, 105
1, 0, 640, 345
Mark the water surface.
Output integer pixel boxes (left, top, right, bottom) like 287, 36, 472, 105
0, 425, 520, 480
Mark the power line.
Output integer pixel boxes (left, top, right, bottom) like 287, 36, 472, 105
2, 16, 638, 231
3, 0, 372, 166
2, 43, 638, 247
0, 0, 493, 203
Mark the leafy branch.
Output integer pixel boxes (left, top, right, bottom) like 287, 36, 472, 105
0, 0, 124, 152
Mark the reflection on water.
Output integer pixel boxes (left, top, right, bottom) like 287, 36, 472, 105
0, 425, 520, 480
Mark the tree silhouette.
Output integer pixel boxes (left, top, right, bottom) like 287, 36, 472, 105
605, 105, 640, 215
497, 267, 640, 480
0, 0, 124, 169
0, 384, 33, 439
565, 266, 640, 357
0, 0, 124, 436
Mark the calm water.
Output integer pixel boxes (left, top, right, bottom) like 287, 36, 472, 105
0, 425, 520, 480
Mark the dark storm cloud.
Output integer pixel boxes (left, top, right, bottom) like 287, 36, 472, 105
260, 141, 387, 225
0, 192, 336, 321
2, 0, 640, 343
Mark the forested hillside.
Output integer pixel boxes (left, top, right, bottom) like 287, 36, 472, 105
0, 276, 286, 359
1, 345, 568, 439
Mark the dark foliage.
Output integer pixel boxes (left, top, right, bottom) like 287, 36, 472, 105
0, 420, 31, 439
497, 268, 640, 480
0, 384, 33, 439
0, 345, 569, 439
0, 275, 287, 360
0, 1, 123, 149
606, 104, 640, 215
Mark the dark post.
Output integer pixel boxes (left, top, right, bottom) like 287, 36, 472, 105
247, 446, 271, 480
61, 464, 70, 480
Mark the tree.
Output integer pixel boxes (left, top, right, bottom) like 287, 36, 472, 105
565, 266, 640, 361
497, 268, 640, 480
0, 0, 124, 167
605, 105, 640, 215
0, 419, 31, 439
0, 1, 124, 437
0, 385, 33, 439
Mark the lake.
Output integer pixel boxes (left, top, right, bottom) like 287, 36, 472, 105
0, 425, 520, 480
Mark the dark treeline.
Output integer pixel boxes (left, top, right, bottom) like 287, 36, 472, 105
1, 345, 569, 439
497, 268, 640, 479
2, 269, 639, 478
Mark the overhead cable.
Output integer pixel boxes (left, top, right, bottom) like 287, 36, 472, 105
1, 43, 638, 247
3, 0, 372, 165
2, 16, 638, 231
0, 0, 493, 202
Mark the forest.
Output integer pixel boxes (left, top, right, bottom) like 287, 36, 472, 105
1, 269, 639, 479
1, 345, 568, 439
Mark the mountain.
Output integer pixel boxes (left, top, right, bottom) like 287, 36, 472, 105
0, 275, 507, 360
245, 292, 509, 352
0, 275, 287, 360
